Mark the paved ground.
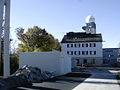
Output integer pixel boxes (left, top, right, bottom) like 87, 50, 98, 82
73, 68, 120, 90
10, 68, 120, 90
13, 73, 90, 90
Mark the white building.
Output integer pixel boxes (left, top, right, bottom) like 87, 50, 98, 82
61, 16, 103, 67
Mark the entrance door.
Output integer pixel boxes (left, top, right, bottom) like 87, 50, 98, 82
83, 59, 87, 64
76, 59, 79, 66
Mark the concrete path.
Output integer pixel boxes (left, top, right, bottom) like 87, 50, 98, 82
73, 68, 120, 90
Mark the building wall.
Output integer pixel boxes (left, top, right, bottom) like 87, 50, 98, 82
103, 48, 120, 64
61, 42, 103, 66
19, 50, 71, 76
71, 57, 102, 66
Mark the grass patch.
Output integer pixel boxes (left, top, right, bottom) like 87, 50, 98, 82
117, 70, 120, 85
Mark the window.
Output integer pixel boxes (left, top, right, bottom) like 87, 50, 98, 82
86, 44, 88, 47
94, 43, 96, 47
86, 51, 88, 55
67, 51, 69, 54
71, 44, 73, 47
82, 51, 85, 55
67, 44, 69, 48
79, 51, 81, 55
82, 44, 84, 47
74, 44, 76, 47
90, 51, 92, 55
90, 51, 96, 55
94, 51, 96, 55
71, 51, 73, 55
79, 44, 81, 47
90, 43, 92, 47
74, 51, 77, 55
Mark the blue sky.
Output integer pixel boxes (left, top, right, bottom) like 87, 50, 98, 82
10, 0, 120, 48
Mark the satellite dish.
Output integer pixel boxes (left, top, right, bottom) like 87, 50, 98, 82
85, 15, 95, 23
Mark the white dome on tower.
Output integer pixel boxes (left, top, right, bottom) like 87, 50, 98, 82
85, 15, 95, 23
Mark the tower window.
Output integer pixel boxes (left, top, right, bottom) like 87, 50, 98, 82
71, 44, 73, 47
79, 44, 81, 47
79, 51, 81, 55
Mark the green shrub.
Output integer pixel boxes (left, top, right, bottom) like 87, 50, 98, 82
10, 53, 19, 74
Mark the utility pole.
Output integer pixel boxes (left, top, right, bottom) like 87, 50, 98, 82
0, 0, 4, 75
0, 0, 10, 78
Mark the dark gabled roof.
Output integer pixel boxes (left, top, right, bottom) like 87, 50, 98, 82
61, 32, 102, 43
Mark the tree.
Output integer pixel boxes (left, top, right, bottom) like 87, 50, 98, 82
16, 26, 61, 52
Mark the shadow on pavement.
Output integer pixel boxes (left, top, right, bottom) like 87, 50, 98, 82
12, 85, 60, 90
12, 73, 91, 90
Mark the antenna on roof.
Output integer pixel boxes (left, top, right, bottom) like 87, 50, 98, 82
82, 15, 96, 34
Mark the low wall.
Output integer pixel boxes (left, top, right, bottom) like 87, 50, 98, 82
19, 50, 71, 76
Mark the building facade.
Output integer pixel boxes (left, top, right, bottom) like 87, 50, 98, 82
61, 16, 103, 67
103, 48, 120, 65
61, 32, 103, 67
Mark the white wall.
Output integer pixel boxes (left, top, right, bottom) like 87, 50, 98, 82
61, 42, 103, 57
60, 53, 71, 75
19, 50, 71, 76
61, 42, 103, 66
